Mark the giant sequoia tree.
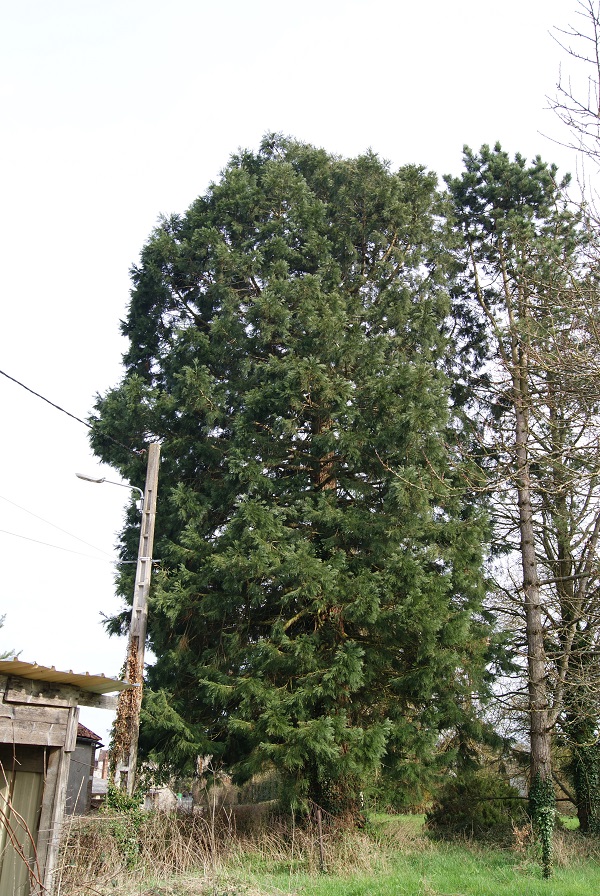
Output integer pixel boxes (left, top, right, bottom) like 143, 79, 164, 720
92, 137, 491, 814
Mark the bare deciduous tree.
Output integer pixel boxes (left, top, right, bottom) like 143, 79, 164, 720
447, 142, 600, 839
550, 1, 600, 165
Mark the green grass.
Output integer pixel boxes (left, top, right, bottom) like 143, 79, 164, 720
369, 812, 427, 833
226, 815, 600, 896
58, 811, 600, 896
246, 848, 600, 896
560, 815, 580, 831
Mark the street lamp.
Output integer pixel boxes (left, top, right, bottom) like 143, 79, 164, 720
75, 473, 144, 512
76, 444, 161, 794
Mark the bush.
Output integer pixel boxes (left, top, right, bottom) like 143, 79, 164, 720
426, 769, 526, 839
99, 784, 145, 868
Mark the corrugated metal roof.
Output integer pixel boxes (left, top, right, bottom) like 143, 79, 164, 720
0, 658, 132, 694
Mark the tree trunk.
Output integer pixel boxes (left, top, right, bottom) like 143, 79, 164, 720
571, 733, 600, 833
311, 415, 337, 492
514, 392, 552, 785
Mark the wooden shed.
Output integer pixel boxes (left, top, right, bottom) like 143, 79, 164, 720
0, 658, 130, 896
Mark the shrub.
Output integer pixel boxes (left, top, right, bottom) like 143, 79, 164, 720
426, 769, 526, 839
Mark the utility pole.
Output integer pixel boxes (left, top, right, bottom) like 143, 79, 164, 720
110, 442, 160, 795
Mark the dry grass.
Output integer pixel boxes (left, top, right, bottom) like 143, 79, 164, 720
228, 814, 392, 877
56, 808, 600, 896
368, 813, 431, 850
551, 826, 600, 867
56, 810, 222, 895
56, 805, 400, 895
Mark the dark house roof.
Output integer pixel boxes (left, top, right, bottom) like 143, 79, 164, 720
77, 723, 102, 744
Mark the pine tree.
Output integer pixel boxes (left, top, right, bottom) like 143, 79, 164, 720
92, 136, 491, 816
446, 143, 600, 839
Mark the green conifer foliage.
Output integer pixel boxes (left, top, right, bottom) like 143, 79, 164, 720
92, 137, 490, 815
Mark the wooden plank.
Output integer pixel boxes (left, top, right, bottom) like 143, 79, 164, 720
5, 675, 124, 710
40, 746, 71, 895
76, 692, 120, 710
4, 677, 78, 708
0, 702, 70, 750
0, 703, 69, 726
33, 747, 59, 896
64, 706, 79, 753
0, 719, 67, 748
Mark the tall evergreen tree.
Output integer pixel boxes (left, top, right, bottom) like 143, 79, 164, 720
92, 136, 491, 815
447, 143, 600, 840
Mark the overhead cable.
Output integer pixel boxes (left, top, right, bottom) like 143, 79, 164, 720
0, 528, 111, 561
0, 494, 113, 558
0, 368, 142, 457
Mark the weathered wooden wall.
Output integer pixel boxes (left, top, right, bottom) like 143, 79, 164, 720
0, 675, 78, 895
0, 670, 122, 895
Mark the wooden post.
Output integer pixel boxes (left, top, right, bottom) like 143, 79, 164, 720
316, 806, 325, 873
111, 443, 160, 795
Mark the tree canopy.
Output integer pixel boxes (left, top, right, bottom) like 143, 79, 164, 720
92, 136, 492, 814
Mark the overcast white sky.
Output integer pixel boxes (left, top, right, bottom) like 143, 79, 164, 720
0, 0, 588, 741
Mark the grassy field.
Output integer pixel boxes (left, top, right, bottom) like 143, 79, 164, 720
228, 815, 600, 896
58, 811, 600, 896
241, 843, 600, 896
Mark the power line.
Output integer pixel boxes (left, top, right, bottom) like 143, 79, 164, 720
0, 528, 111, 561
0, 494, 113, 558
0, 368, 142, 457
0, 368, 93, 428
